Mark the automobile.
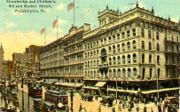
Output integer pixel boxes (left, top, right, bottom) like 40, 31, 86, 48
84, 94, 94, 101
164, 96, 179, 112
164, 97, 178, 105
100, 96, 114, 107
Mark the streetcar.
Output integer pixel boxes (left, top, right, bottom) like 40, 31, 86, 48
43, 90, 69, 112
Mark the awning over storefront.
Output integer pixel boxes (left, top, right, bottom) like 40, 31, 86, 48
107, 88, 138, 94
95, 82, 107, 87
83, 86, 99, 90
44, 101, 55, 107
37, 79, 44, 83
141, 87, 180, 94
44, 80, 56, 85
54, 82, 83, 88
107, 87, 180, 94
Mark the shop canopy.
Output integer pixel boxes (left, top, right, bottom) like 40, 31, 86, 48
141, 87, 180, 94
54, 82, 83, 88
95, 82, 107, 87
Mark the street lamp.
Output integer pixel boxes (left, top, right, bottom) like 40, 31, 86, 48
70, 88, 74, 112
115, 74, 117, 104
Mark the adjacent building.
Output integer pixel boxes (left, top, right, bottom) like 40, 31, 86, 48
40, 4, 180, 99
40, 24, 90, 87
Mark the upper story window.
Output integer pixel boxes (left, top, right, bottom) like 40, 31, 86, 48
117, 56, 121, 64
142, 54, 145, 63
113, 45, 116, 53
149, 42, 152, 50
122, 69, 126, 77
128, 68, 131, 77
133, 54, 137, 63
122, 32, 125, 38
113, 35, 116, 41
109, 36, 111, 42
127, 30, 130, 37
113, 57, 116, 65
117, 44, 120, 52
132, 40, 136, 49
156, 32, 159, 40
122, 55, 125, 64
127, 55, 131, 63
132, 28, 136, 36
149, 55, 152, 63
148, 30, 151, 38
157, 68, 160, 79
142, 41, 145, 49
127, 42, 131, 50
122, 43, 125, 51
141, 28, 144, 37
157, 55, 160, 64
97, 41, 99, 46
117, 33, 120, 40
157, 43, 160, 51
118, 69, 121, 77
133, 68, 137, 76
104, 38, 106, 44
109, 46, 111, 53
109, 57, 112, 65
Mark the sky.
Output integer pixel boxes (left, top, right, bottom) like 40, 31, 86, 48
0, 0, 180, 60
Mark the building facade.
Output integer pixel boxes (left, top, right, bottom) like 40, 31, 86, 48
2, 60, 13, 78
12, 45, 42, 78
40, 4, 180, 99
40, 24, 90, 87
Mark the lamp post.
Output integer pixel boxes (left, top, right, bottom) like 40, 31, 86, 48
115, 74, 117, 104
21, 77, 24, 111
70, 88, 74, 112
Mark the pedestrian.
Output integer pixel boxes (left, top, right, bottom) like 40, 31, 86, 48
158, 104, 162, 112
79, 103, 83, 112
143, 105, 147, 112
118, 104, 122, 111
84, 107, 87, 112
136, 106, 139, 112
98, 105, 101, 112
112, 107, 115, 112
151, 107, 154, 112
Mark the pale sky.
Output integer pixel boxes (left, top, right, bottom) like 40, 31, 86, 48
0, 0, 179, 60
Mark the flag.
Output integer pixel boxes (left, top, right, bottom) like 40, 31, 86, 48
67, 2, 74, 11
52, 19, 58, 28
40, 28, 45, 34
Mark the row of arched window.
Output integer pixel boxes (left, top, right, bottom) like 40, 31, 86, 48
85, 68, 138, 78
84, 40, 137, 58
84, 28, 136, 50
85, 54, 160, 68
142, 41, 160, 51
85, 67, 161, 79
85, 54, 137, 68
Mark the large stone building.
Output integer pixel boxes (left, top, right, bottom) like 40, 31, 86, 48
40, 4, 180, 99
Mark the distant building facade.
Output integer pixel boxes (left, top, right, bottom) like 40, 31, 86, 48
40, 4, 180, 98
12, 45, 42, 78
2, 60, 13, 78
